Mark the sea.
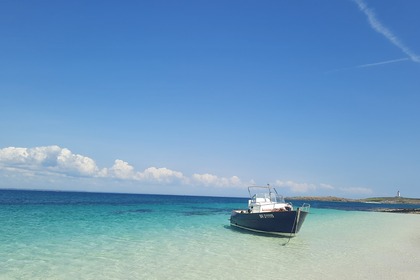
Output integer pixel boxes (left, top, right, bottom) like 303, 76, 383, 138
1, 189, 419, 280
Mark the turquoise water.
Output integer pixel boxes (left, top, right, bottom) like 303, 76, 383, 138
1, 190, 419, 279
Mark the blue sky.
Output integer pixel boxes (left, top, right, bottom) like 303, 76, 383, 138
1, 0, 419, 198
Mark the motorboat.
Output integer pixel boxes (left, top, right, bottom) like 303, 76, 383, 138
230, 185, 310, 236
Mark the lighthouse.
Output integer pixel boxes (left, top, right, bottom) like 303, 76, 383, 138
397, 191, 401, 198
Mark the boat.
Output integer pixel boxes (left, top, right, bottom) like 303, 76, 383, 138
230, 185, 310, 236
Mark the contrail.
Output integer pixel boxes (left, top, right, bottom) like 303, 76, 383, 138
356, 57, 410, 68
354, 0, 420, 63
325, 57, 409, 73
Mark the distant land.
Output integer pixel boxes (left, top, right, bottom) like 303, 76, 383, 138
286, 196, 420, 214
286, 196, 420, 204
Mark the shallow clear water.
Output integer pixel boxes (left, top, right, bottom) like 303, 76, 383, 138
1, 190, 419, 279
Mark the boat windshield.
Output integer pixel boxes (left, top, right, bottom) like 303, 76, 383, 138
251, 192, 285, 203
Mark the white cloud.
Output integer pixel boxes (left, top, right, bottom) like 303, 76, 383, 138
29, 145, 62, 166
275, 180, 336, 193
108, 159, 135, 179
191, 173, 242, 187
192, 173, 219, 185
275, 180, 319, 193
354, 0, 420, 63
0, 146, 374, 196
0, 146, 60, 165
137, 167, 185, 183
0, 145, 243, 189
56, 148, 99, 176
319, 183, 335, 190
274, 179, 374, 197
339, 186, 373, 195
0, 145, 99, 176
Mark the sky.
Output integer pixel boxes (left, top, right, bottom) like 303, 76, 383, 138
1, 0, 419, 198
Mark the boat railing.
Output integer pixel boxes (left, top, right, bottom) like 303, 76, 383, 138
299, 203, 311, 212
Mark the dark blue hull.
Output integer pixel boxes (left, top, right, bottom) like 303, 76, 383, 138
230, 209, 308, 235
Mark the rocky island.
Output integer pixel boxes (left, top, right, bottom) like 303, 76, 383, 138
285, 196, 420, 214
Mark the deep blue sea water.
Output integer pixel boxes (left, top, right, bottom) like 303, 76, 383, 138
2, 189, 417, 210
1, 190, 419, 279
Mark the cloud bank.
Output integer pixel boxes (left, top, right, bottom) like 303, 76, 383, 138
275, 180, 334, 193
354, 0, 420, 63
275, 180, 372, 196
0, 146, 100, 176
0, 145, 372, 196
0, 145, 241, 188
